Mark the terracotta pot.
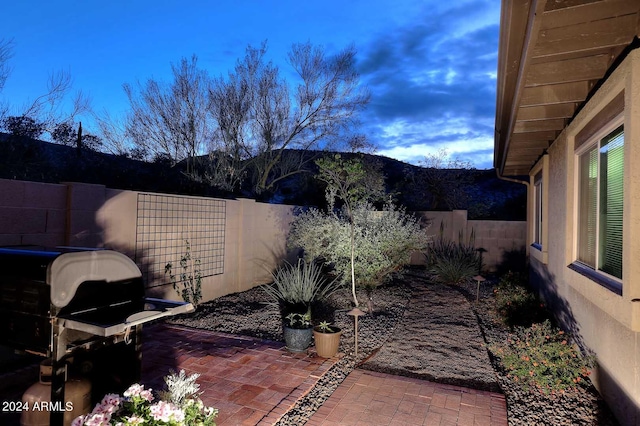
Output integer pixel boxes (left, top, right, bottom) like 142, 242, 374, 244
283, 325, 313, 352
313, 326, 342, 358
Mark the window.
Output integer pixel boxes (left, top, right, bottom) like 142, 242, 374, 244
533, 171, 543, 249
576, 123, 624, 281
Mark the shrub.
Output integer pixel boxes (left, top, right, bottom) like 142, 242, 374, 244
425, 224, 481, 284
287, 202, 430, 289
494, 272, 549, 328
494, 320, 592, 394
261, 259, 342, 315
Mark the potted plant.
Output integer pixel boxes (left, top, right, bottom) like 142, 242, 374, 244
282, 311, 313, 352
262, 259, 341, 352
313, 321, 342, 358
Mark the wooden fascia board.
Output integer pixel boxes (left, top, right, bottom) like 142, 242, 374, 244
495, 0, 547, 175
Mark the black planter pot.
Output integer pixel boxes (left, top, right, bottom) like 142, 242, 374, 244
283, 325, 313, 352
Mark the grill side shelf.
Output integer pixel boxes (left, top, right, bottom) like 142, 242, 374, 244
59, 299, 194, 337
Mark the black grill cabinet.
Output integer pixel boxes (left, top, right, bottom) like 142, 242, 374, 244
0, 246, 193, 425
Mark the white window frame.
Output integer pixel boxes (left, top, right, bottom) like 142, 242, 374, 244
530, 155, 548, 264
572, 112, 624, 293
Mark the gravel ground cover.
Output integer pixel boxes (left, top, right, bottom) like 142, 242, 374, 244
456, 280, 618, 426
169, 269, 619, 425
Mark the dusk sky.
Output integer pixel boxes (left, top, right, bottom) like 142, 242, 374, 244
1, 0, 500, 169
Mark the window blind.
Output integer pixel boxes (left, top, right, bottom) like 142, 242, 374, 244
578, 147, 598, 267
598, 126, 624, 279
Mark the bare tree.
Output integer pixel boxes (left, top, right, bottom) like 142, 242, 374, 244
209, 41, 369, 194
93, 110, 133, 156
123, 55, 213, 174
0, 38, 14, 121
418, 148, 475, 210
0, 39, 91, 136
17, 70, 92, 134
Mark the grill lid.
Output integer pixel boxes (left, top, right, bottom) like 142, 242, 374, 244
0, 247, 143, 308
47, 249, 141, 308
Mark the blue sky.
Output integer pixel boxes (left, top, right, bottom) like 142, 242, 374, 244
1, 0, 500, 169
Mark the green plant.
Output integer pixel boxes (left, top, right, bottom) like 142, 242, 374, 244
493, 320, 593, 394
288, 203, 430, 293
315, 154, 386, 307
284, 311, 312, 329
494, 271, 549, 328
315, 320, 339, 333
165, 240, 203, 307
262, 259, 342, 312
425, 222, 480, 284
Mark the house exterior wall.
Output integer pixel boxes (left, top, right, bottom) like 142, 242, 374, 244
529, 49, 640, 425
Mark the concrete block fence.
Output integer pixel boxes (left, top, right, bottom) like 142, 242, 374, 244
0, 178, 525, 303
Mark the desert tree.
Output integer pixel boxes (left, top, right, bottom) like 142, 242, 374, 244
93, 110, 136, 157
209, 41, 369, 194
123, 55, 213, 174
315, 154, 385, 307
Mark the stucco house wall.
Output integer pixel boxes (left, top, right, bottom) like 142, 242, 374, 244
529, 48, 640, 425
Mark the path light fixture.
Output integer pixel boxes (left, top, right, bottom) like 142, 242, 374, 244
473, 275, 486, 302
347, 307, 365, 358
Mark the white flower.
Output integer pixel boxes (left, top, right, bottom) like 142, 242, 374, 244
150, 400, 185, 423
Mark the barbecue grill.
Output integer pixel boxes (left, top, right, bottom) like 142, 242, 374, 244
0, 246, 194, 425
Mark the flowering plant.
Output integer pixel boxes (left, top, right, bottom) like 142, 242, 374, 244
72, 370, 217, 425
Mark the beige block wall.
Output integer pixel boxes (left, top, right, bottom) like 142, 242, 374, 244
417, 210, 526, 272
96, 192, 294, 302
0, 179, 67, 246
0, 178, 295, 305
529, 49, 640, 425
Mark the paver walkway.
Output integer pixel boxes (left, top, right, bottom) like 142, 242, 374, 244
0, 315, 509, 426
142, 323, 337, 426
306, 369, 508, 426
143, 322, 509, 426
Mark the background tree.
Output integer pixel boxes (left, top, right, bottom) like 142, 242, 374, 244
210, 42, 369, 195
123, 55, 213, 174
0, 38, 91, 140
1, 115, 45, 138
396, 148, 475, 211
420, 148, 474, 210
52, 121, 103, 151
0, 38, 14, 121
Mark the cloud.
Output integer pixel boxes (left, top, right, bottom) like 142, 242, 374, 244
357, 0, 499, 169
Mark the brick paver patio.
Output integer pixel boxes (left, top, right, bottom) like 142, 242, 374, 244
306, 369, 508, 426
0, 323, 508, 425
142, 323, 337, 425
143, 323, 508, 426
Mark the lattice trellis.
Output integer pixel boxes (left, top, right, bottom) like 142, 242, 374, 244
135, 193, 226, 287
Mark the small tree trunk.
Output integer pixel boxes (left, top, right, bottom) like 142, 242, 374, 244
347, 201, 358, 308
350, 220, 358, 307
